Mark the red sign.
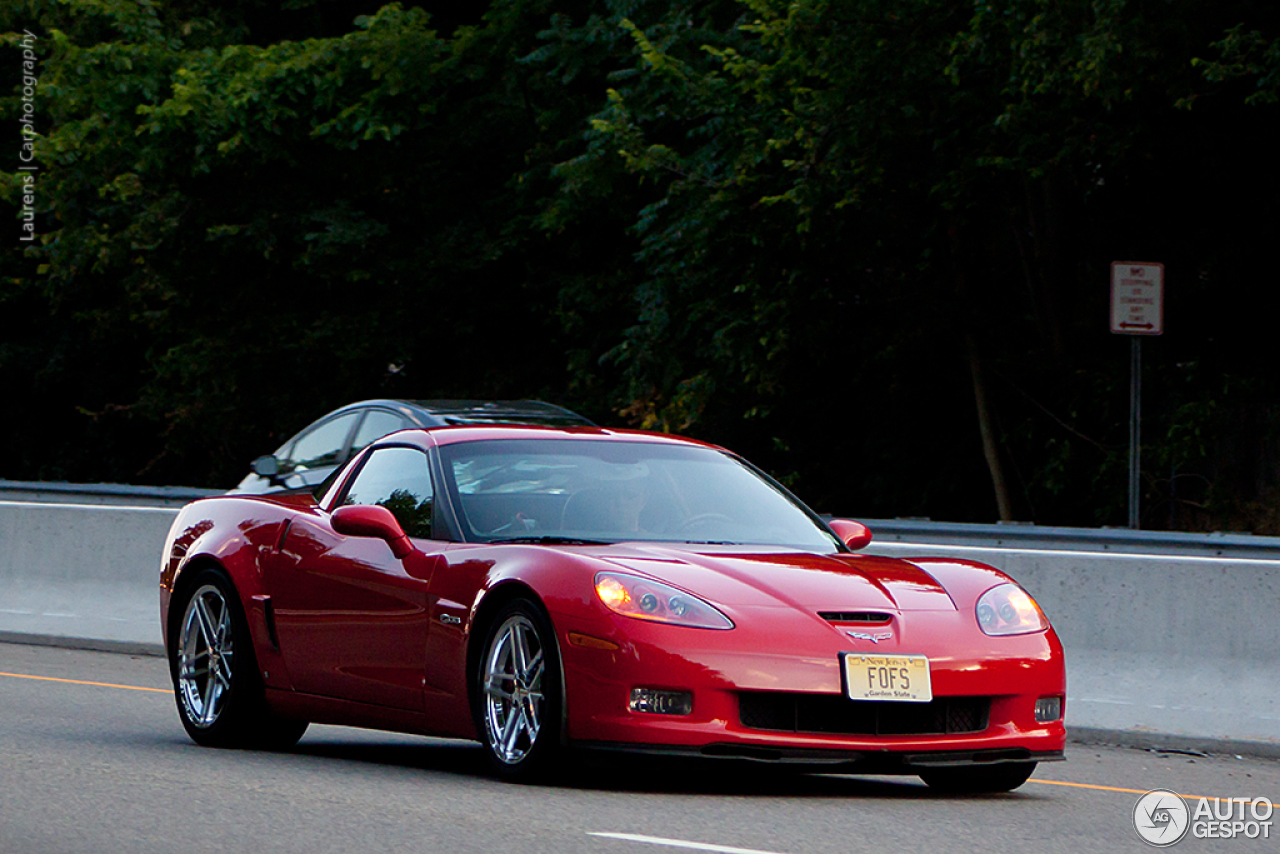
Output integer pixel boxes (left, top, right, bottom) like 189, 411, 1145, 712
1110, 262, 1164, 335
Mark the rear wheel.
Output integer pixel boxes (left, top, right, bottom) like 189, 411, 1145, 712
920, 762, 1037, 793
170, 568, 308, 749
475, 598, 563, 781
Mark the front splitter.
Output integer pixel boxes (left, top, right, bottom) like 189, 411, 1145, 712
571, 740, 1064, 773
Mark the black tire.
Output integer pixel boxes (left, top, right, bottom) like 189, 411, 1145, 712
473, 598, 564, 781
920, 762, 1037, 793
169, 568, 308, 750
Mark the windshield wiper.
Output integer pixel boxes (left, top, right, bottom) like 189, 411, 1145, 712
487, 536, 610, 546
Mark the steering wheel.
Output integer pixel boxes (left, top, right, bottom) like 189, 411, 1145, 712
484, 512, 537, 537
676, 513, 734, 531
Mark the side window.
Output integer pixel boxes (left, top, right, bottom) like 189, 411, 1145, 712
285, 413, 359, 472
351, 410, 407, 454
342, 447, 434, 539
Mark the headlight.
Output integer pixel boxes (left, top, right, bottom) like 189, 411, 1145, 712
976, 583, 1048, 636
594, 572, 733, 630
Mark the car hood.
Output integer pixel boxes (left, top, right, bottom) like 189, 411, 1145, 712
587, 543, 956, 613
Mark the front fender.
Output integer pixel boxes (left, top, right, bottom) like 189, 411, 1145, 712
906, 557, 1028, 611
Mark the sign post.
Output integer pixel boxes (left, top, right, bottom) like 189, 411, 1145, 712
1110, 262, 1164, 529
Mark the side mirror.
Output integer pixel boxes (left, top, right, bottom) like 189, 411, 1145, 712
332, 504, 414, 559
250, 454, 281, 478
829, 519, 873, 551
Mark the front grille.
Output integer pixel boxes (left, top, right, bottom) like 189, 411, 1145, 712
738, 692, 990, 737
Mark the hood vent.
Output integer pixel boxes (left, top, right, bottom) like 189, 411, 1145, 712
820, 611, 891, 624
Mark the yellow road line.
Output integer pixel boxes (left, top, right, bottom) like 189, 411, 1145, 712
1031, 779, 1157, 796
2, 668, 1278, 806
0, 670, 170, 694
1032, 778, 1276, 808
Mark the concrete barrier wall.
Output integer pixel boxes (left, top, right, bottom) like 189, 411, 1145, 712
1, 494, 1277, 753
864, 540, 1280, 754
0, 501, 177, 651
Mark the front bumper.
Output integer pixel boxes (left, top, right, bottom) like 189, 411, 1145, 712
556, 607, 1067, 760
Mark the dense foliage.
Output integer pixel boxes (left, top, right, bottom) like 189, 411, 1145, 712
2, 0, 1278, 530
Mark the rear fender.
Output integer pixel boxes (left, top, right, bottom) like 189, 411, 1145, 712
161, 497, 303, 690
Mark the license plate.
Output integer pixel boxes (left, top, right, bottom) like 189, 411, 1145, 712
843, 653, 932, 703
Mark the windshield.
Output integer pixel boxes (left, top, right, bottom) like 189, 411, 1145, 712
439, 439, 841, 551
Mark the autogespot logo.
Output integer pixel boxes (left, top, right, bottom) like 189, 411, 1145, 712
1134, 789, 1275, 845
1134, 790, 1190, 847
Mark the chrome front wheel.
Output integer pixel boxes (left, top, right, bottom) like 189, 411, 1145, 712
477, 600, 562, 779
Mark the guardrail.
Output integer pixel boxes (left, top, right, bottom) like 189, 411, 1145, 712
1, 484, 1277, 754
851, 516, 1280, 558
0, 479, 219, 508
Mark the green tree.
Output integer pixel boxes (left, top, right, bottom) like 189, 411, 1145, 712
3, 0, 1279, 532
1, 0, 632, 485
546, 0, 1280, 525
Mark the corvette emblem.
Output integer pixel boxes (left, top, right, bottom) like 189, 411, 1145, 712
846, 630, 893, 644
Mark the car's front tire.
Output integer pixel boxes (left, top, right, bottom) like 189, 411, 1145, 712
170, 568, 308, 750
919, 762, 1037, 793
474, 598, 563, 781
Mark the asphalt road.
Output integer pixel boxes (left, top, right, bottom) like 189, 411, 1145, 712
1, 642, 1276, 854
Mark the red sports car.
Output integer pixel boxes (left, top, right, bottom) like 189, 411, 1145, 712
159, 425, 1065, 790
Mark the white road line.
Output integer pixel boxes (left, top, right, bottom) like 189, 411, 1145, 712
1074, 698, 1135, 705
588, 833, 790, 854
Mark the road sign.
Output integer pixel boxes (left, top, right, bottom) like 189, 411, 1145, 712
1110, 261, 1164, 529
1110, 262, 1164, 335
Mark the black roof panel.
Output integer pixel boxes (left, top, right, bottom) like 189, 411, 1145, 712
399, 399, 594, 428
